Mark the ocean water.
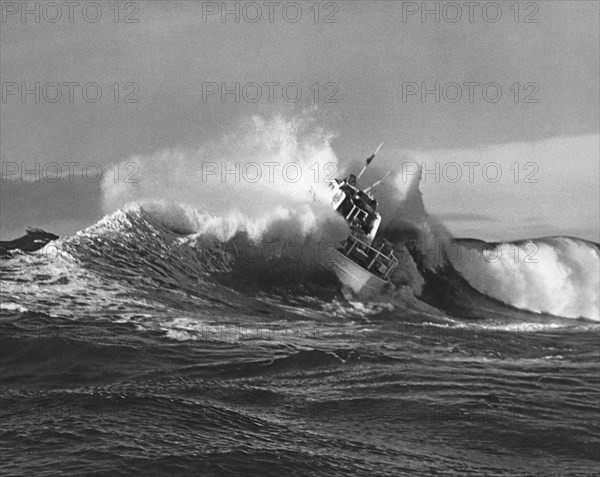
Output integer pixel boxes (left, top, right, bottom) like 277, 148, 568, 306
1, 203, 599, 476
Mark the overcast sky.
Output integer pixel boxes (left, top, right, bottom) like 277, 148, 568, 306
1, 1, 598, 241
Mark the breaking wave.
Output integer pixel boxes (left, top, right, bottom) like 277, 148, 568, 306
6, 113, 598, 323
452, 237, 599, 321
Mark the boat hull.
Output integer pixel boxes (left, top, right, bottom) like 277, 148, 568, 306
328, 249, 388, 298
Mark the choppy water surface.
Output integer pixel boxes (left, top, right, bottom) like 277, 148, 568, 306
1, 206, 598, 476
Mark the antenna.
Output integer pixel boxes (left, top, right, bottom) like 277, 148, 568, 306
364, 170, 391, 193
356, 142, 384, 181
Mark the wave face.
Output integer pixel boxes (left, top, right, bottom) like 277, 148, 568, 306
2, 115, 599, 475
49, 204, 600, 322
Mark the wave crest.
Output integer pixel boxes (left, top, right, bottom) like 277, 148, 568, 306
101, 114, 345, 242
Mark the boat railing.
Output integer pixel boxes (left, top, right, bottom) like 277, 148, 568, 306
345, 203, 368, 224
343, 234, 399, 280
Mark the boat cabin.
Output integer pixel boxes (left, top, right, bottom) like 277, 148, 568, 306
330, 179, 382, 243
